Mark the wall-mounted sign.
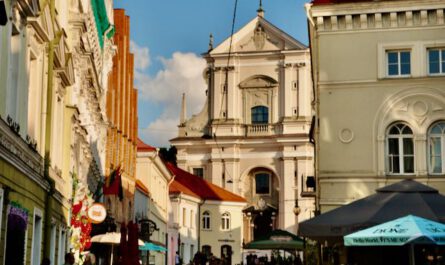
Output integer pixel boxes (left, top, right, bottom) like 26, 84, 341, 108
87, 203, 107, 224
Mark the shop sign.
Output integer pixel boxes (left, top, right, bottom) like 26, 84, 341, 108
87, 203, 106, 224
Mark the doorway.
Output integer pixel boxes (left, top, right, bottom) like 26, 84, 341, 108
221, 245, 232, 265
253, 213, 272, 240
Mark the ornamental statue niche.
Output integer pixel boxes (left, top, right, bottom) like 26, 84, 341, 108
253, 24, 267, 50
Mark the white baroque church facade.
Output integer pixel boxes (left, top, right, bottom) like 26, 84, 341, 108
170, 8, 315, 244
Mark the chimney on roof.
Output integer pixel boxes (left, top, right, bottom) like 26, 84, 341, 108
257, 0, 264, 18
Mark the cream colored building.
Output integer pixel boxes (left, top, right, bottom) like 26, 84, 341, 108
170, 8, 315, 243
306, 0, 445, 212
168, 164, 247, 265
0, 0, 114, 263
136, 139, 172, 265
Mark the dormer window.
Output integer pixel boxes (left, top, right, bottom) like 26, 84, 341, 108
251, 106, 268, 124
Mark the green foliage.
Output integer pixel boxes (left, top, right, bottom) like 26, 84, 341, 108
159, 146, 177, 166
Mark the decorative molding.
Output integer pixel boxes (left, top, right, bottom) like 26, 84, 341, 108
0, 118, 47, 190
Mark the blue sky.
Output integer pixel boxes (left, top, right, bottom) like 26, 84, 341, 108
114, 0, 309, 147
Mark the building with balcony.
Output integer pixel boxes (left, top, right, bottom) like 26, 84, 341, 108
306, 0, 445, 214
170, 7, 315, 247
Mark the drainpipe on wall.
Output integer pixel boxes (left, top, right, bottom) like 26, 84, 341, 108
197, 199, 205, 252
43, 0, 63, 259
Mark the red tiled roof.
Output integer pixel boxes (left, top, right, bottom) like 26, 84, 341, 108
137, 138, 156, 152
166, 163, 246, 203
169, 180, 201, 199
136, 179, 150, 196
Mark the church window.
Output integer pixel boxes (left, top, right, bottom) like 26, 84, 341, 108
251, 106, 268, 124
428, 48, 445, 75
255, 173, 270, 194
386, 50, 411, 76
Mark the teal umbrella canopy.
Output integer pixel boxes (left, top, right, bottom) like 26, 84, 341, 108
139, 242, 167, 252
344, 215, 445, 246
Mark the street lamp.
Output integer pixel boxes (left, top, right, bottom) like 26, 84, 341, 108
139, 219, 159, 265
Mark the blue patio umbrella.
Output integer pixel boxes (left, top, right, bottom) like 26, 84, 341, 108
139, 242, 167, 252
344, 215, 445, 264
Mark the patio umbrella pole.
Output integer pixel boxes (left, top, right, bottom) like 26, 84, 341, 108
111, 244, 114, 265
410, 244, 415, 265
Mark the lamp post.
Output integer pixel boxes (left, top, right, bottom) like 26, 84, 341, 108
139, 219, 158, 265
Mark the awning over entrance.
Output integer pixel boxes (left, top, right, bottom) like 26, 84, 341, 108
299, 179, 445, 241
244, 229, 304, 250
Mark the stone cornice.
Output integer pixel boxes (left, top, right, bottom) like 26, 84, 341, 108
310, 0, 445, 17
310, 1, 445, 33
0, 117, 48, 191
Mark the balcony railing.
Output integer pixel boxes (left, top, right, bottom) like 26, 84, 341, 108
245, 124, 276, 136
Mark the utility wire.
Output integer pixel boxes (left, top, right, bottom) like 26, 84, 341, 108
213, 0, 239, 185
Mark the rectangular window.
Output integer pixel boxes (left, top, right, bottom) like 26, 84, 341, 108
430, 137, 442, 173
388, 138, 400, 173
57, 228, 66, 265
31, 209, 43, 265
193, 168, 204, 178
428, 48, 445, 75
182, 208, 186, 227
255, 173, 270, 194
387, 50, 411, 76
190, 210, 194, 228
49, 224, 56, 264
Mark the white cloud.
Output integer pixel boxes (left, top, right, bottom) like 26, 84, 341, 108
139, 118, 179, 147
130, 40, 150, 70
135, 51, 208, 147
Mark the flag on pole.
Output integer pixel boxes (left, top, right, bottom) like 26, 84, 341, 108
103, 166, 124, 201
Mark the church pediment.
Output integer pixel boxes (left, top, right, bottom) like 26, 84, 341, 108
210, 16, 306, 54
239, 75, 278, 89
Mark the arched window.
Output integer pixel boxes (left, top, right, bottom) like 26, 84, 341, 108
251, 106, 268, 124
429, 121, 445, 174
255, 173, 270, 194
387, 123, 414, 174
202, 211, 210, 230
221, 213, 230, 231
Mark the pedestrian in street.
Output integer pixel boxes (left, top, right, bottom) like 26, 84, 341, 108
175, 251, 181, 265
84, 253, 96, 265
64, 253, 75, 265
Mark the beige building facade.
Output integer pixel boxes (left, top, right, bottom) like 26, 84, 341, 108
136, 139, 172, 265
171, 9, 315, 242
0, 0, 114, 263
306, 0, 445, 212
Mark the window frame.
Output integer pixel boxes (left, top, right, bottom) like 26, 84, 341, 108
251, 105, 269, 124
386, 123, 415, 175
255, 172, 271, 195
192, 167, 204, 179
386, 50, 411, 77
31, 208, 43, 265
428, 121, 445, 175
202, 211, 211, 230
221, 212, 230, 231
427, 48, 445, 75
